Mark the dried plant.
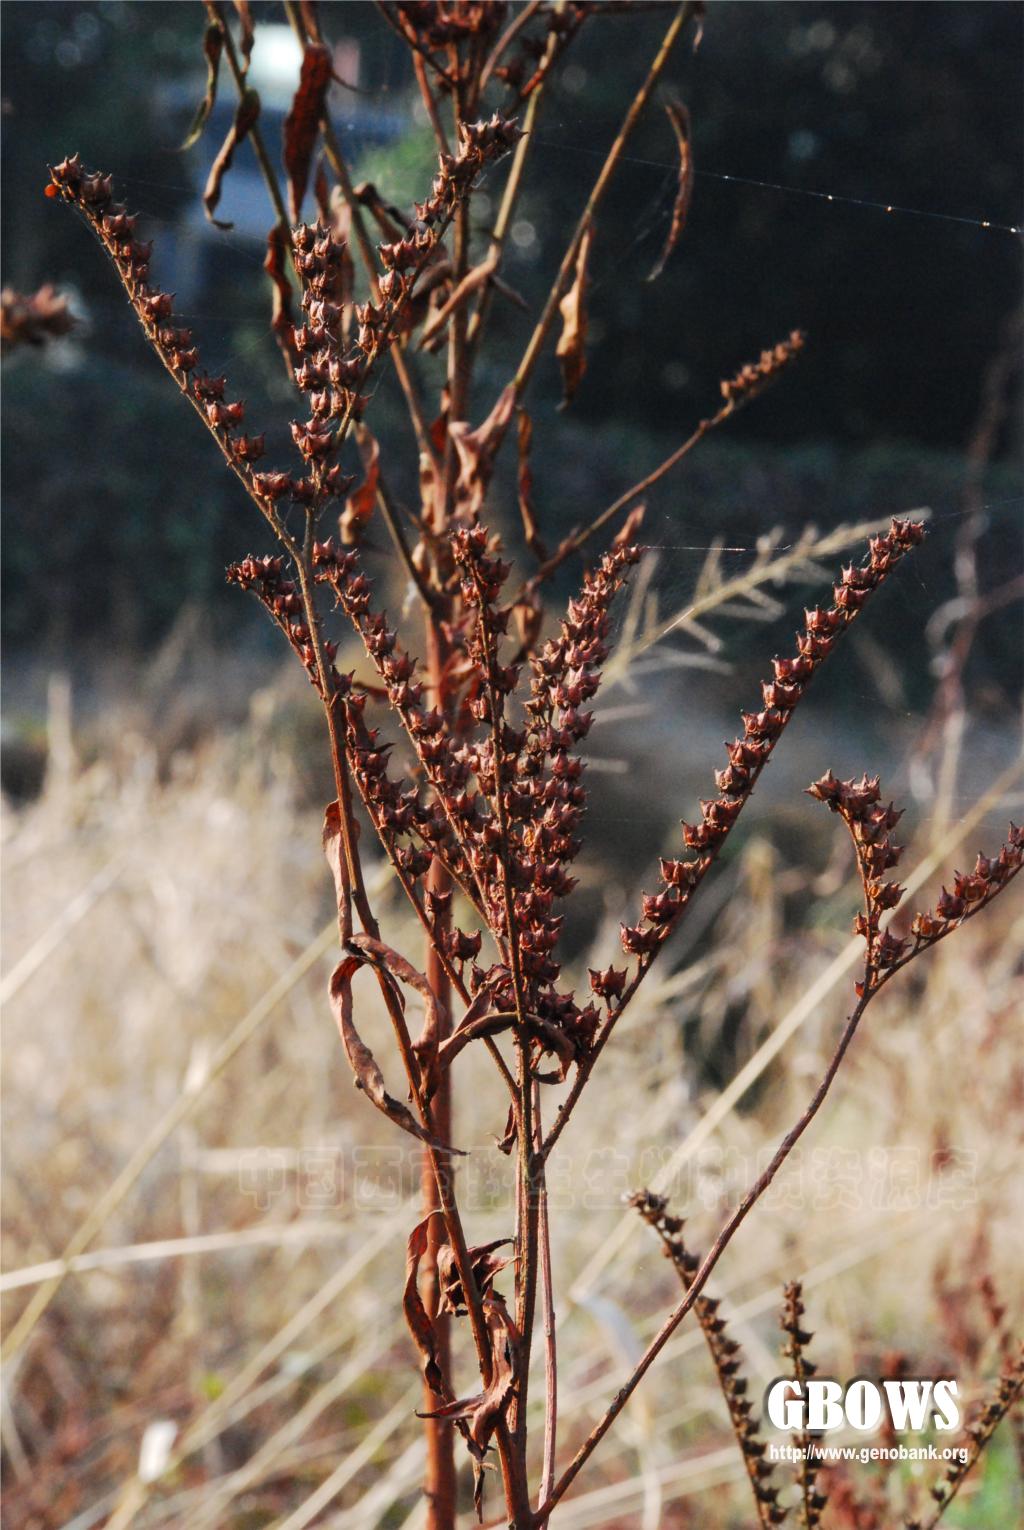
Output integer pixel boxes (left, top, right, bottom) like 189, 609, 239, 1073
11, 4, 1020, 1526
631, 1189, 785, 1526
0, 283, 73, 352
906, 1347, 1024, 1530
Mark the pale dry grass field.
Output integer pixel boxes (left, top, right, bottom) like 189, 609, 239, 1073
2, 629, 1021, 1529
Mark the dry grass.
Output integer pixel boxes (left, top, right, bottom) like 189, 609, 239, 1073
2, 654, 1021, 1528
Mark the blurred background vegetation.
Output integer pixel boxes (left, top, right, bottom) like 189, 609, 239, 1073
2, 5, 1022, 1527
2, 1, 1021, 678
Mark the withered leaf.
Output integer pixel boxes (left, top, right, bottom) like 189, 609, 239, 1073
516, 408, 547, 560
203, 87, 261, 229
556, 221, 593, 407
403, 1213, 446, 1397
233, 0, 254, 71
437, 1006, 575, 1080
180, 21, 224, 151
264, 221, 298, 375
449, 382, 516, 523
349, 928, 445, 1097
647, 102, 693, 282
283, 43, 332, 223
340, 424, 380, 547
322, 804, 452, 1131
322, 800, 350, 941
437, 1238, 513, 1316
419, 1295, 520, 1458
328, 955, 454, 1149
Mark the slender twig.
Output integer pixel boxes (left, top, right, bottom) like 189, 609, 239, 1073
464, 11, 562, 368
471, 567, 540, 1452
480, 0, 544, 91
537, 980, 874, 1522
512, 2, 697, 404
415, 49, 451, 155
375, 1, 457, 89
524, 397, 737, 594
537, 843, 1022, 1520
535, 1085, 558, 1511
375, 466, 441, 610
206, 2, 291, 231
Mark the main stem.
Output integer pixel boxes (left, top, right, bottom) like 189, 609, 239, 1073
421, 614, 458, 1530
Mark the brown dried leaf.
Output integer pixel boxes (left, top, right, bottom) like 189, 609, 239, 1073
264, 221, 298, 374
349, 928, 445, 1097
328, 955, 451, 1148
233, 0, 254, 71
437, 1238, 514, 1316
647, 101, 693, 282
180, 21, 224, 151
203, 87, 260, 228
437, 1005, 575, 1080
283, 43, 332, 223
516, 408, 547, 559
340, 424, 380, 546
403, 1213, 446, 1397
353, 180, 407, 242
449, 382, 516, 523
419, 1295, 520, 1458
555, 220, 593, 407
322, 800, 350, 940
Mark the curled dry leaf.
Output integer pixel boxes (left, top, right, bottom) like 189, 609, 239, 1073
437, 1238, 513, 1316
449, 382, 517, 523
322, 802, 450, 1124
322, 800, 351, 941
419, 1294, 521, 1460
437, 1007, 576, 1080
404, 1213, 447, 1398
340, 424, 380, 546
556, 220, 593, 407
516, 408, 548, 560
283, 43, 332, 223
181, 20, 223, 151
349, 928, 445, 1095
328, 955, 455, 1149
204, 87, 261, 228
647, 101, 693, 282
264, 221, 299, 374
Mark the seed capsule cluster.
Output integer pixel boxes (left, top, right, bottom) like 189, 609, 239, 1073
618, 519, 926, 979
781, 1281, 828, 1527
720, 329, 806, 406
632, 1191, 786, 1527
809, 766, 1022, 990
47, 156, 286, 509
313, 522, 643, 1064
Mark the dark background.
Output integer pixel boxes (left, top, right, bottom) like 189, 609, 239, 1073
2, 1, 1022, 688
